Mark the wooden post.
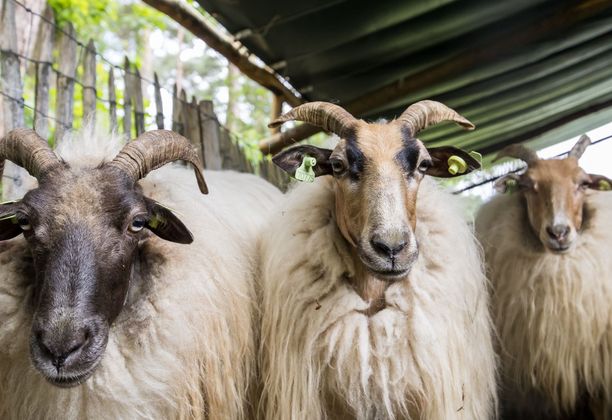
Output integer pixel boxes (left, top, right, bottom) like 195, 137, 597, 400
55, 23, 77, 141
179, 89, 188, 137
1, 0, 24, 131
123, 57, 132, 137
271, 94, 283, 133
108, 67, 118, 132
184, 95, 203, 163
32, 5, 54, 139
133, 67, 145, 136
0, 0, 27, 199
171, 83, 183, 134
82, 39, 97, 125
153, 72, 164, 129
198, 100, 222, 170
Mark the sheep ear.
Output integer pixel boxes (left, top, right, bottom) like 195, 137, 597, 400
272, 145, 333, 178
144, 197, 194, 244
494, 174, 520, 193
425, 146, 481, 178
587, 174, 612, 191
0, 202, 22, 241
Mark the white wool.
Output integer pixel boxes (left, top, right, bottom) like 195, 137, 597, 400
0, 131, 282, 419
259, 177, 497, 419
476, 191, 612, 415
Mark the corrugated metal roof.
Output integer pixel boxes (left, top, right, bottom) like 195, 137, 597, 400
200, 0, 612, 155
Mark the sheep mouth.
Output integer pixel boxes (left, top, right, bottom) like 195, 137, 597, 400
45, 367, 96, 388
368, 267, 410, 281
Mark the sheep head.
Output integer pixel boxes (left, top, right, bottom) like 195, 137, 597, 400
271, 100, 479, 281
0, 128, 207, 387
495, 135, 612, 253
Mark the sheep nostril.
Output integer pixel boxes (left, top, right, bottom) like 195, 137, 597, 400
547, 225, 570, 241
370, 237, 408, 258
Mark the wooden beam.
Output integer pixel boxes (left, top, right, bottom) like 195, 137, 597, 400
259, 0, 612, 155
142, 0, 302, 107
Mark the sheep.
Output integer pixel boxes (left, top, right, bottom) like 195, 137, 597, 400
257, 100, 498, 419
0, 127, 281, 419
475, 136, 612, 419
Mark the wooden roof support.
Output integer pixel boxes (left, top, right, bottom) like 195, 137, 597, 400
258, 0, 612, 155
142, 0, 303, 107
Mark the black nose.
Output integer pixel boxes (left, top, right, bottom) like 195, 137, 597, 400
370, 234, 408, 258
546, 224, 570, 241
34, 325, 90, 371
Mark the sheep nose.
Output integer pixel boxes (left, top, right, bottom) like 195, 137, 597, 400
34, 325, 90, 371
546, 224, 570, 241
370, 233, 408, 258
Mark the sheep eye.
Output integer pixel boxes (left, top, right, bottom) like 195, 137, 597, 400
17, 216, 31, 231
129, 218, 146, 233
418, 160, 432, 173
330, 158, 345, 174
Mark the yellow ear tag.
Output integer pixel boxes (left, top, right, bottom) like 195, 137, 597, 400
448, 155, 468, 175
294, 156, 317, 183
598, 179, 611, 191
0, 214, 17, 224
505, 178, 518, 193
147, 215, 165, 229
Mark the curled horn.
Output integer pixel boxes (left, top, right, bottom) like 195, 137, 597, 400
397, 100, 475, 136
108, 130, 208, 194
0, 128, 61, 182
494, 144, 539, 166
568, 134, 590, 160
268, 101, 357, 139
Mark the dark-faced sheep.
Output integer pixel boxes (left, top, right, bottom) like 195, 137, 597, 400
0, 128, 281, 419
476, 136, 612, 420
258, 101, 498, 419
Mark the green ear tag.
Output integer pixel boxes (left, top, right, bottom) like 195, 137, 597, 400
505, 178, 518, 193
148, 215, 165, 229
598, 179, 611, 191
294, 156, 317, 183
0, 214, 17, 224
468, 151, 482, 166
447, 155, 468, 175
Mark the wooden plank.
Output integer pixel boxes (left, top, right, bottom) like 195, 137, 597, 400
1, 0, 24, 131
171, 83, 183, 134
82, 39, 97, 125
142, 0, 303, 107
133, 67, 145, 135
184, 95, 203, 164
32, 4, 54, 139
55, 23, 77, 141
198, 100, 222, 170
108, 67, 118, 132
218, 127, 234, 170
153, 72, 164, 129
123, 56, 132, 137
0, 0, 26, 199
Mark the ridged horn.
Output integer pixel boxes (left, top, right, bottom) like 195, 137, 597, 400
568, 134, 590, 159
108, 130, 208, 194
494, 144, 539, 165
268, 101, 357, 139
0, 128, 61, 182
397, 100, 474, 136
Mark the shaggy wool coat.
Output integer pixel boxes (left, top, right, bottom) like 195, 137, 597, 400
476, 191, 612, 418
259, 177, 497, 420
0, 132, 281, 420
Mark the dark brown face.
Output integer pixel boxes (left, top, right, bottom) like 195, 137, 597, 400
0, 164, 193, 387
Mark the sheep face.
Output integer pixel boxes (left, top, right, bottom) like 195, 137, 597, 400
274, 120, 478, 281
0, 166, 193, 387
495, 136, 612, 253
0, 129, 206, 388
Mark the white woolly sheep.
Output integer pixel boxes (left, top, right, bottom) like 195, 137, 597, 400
475, 136, 612, 419
258, 101, 498, 419
0, 127, 281, 419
